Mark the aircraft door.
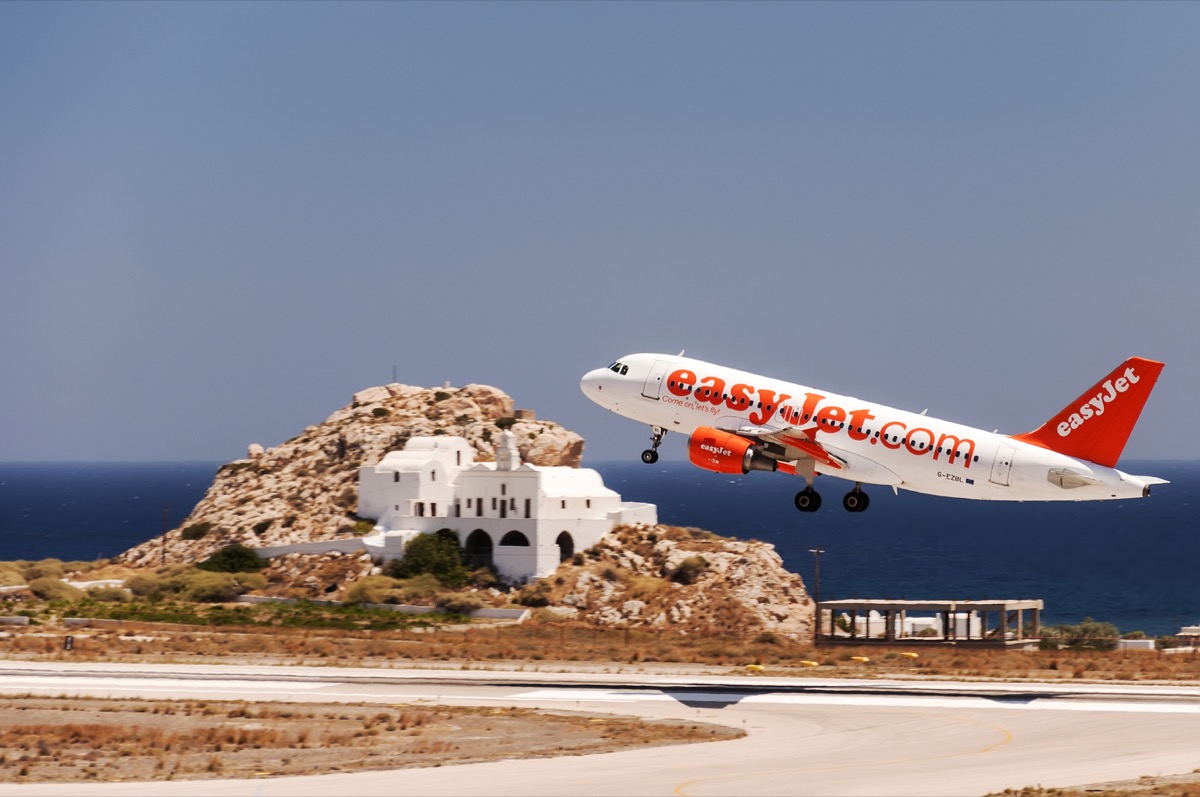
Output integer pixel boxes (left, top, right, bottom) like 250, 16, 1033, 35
641, 360, 673, 400
989, 445, 1016, 486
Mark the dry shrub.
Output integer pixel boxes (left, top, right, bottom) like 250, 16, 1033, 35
628, 575, 669, 599
125, 572, 165, 597
23, 559, 65, 581
343, 575, 400, 605
86, 586, 131, 603
436, 592, 484, 615
0, 563, 24, 587
388, 573, 442, 604
28, 577, 83, 602
182, 572, 242, 603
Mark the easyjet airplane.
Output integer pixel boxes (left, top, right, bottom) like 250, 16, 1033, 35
580, 353, 1166, 512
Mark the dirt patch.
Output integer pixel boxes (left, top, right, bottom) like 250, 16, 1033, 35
0, 696, 741, 783
988, 772, 1200, 797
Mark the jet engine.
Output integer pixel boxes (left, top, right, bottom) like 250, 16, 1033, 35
687, 427, 778, 475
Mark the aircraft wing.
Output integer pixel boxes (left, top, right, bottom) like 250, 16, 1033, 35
725, 425, 844, 469
723, 425, 902, 486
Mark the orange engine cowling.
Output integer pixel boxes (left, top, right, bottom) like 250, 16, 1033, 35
687, 427, 778, 475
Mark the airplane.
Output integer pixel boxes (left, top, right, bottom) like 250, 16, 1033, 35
580, 353, 1166, 512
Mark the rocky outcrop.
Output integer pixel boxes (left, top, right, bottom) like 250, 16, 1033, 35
117, 383, 584, 567
528, 525, 813, 640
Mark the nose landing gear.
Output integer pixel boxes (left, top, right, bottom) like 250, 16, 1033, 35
641, 426, 666, 465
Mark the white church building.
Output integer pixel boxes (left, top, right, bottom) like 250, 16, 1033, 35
352, 433, 657, 582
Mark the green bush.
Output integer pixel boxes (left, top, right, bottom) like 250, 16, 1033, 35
181, 522, 212, 541
183, 571, 242, 603
252, 519, 273, 536
197, 544, 265, 573
1045, 618, 1121, 651
125, 573, 165, 598
670, 555, 709, 585
371, 407, 390, 418
386, 530, 468, 588
28, 577, 83, 602
495, 417, 516, 430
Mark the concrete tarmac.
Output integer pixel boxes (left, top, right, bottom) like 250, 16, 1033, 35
1, 661, 1198, 797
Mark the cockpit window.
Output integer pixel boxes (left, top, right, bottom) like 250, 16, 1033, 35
608, 362, 629, 375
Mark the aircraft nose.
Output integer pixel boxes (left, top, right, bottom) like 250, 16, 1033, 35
580, 368, 607, 398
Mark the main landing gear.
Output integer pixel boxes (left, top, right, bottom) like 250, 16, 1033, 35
641, 426, 666, 465
794, 484, 870, 513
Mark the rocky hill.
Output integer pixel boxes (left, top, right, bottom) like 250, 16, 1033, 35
532, 524, 814, 639
118, 383, 584, 567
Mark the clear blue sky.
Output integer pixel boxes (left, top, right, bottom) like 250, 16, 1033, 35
2, 1, 1196, 463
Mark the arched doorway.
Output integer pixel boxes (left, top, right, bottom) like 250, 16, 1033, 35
555, 531, 574, 562
499, 530, 530, 547
464, 529, 493, 568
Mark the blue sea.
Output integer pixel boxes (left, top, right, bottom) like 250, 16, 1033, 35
1, 460, 1196, 636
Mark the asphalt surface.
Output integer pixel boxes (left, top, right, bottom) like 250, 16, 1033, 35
1, 661, 1198, 796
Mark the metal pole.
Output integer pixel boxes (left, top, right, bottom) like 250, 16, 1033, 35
808, 548, 825, 604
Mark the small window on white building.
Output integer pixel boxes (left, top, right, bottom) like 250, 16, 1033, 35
524, 498, 531, 518
431, 470, 437, 482
431, 502, 437, 516
491, 497, 497, 511
586, 499, 591, 509
501, 484, 507, 496
561, 500, 566, 509
416, 502, 425, 517
393, 472, 399, 483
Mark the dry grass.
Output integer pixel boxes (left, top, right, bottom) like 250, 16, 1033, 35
4, 618, 1198, 681
0, 697, 742, 783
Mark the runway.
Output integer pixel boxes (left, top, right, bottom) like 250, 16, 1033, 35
1, 661, 1198, 796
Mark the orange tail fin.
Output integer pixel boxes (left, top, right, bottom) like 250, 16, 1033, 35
1011, 357, 1164, 468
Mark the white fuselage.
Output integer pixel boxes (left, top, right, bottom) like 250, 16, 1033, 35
582, 353, 1155, 502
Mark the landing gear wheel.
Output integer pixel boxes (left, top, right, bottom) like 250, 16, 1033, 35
794, 489, 822, 513
842, 490, 870, 513
641, 426, 666, 465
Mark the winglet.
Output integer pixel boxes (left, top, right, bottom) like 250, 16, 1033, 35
1012, 357, 1163, 468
